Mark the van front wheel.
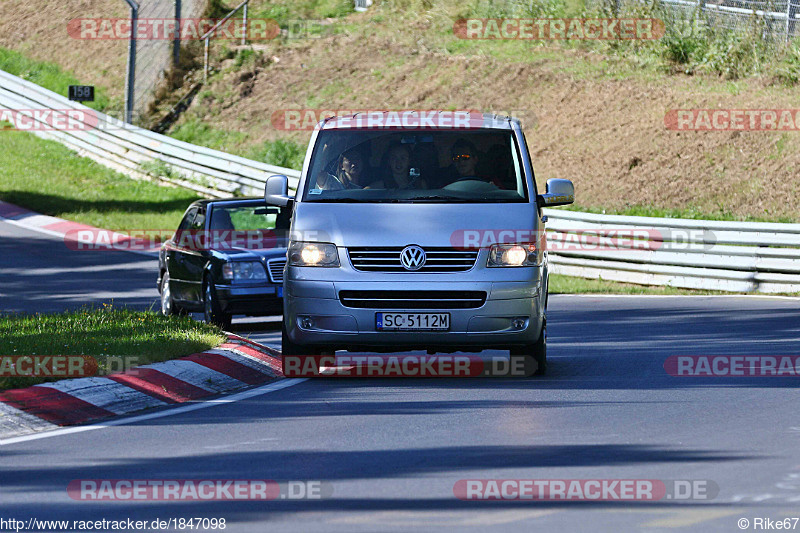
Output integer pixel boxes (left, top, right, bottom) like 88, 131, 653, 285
510, 317, 547, 376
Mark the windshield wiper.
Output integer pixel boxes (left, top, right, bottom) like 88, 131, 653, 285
403, 194, 470, 202
403, 195, 478, 202
311, 198, 377, 203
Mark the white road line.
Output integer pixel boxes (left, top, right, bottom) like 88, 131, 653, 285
0, 378, 307, 446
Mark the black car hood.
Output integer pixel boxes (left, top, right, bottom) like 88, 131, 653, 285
213, 245, 287, 262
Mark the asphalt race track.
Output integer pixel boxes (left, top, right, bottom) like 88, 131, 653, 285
0, 220, 158, 314
2, 218, 800, 532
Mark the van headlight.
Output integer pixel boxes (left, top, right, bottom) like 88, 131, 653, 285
222, 261, 268, 281
289, 242, 340, 267
487, 244, 539, 267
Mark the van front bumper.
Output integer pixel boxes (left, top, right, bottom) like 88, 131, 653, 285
284, 280, 544, 351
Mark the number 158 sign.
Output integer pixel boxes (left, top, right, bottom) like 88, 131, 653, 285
68, 85, 94, 102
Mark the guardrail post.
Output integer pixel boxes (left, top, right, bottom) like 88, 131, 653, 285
122, 0, 139, 124
174, 0, 181, 65
204, 37, 209, 82
242, 1, 248, 46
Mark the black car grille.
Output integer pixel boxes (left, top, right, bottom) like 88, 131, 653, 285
338, 290, 487, 309
267, 258, 286, 283
347, 247, 478, 272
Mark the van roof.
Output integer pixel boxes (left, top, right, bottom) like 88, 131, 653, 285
318, 111, 519, 131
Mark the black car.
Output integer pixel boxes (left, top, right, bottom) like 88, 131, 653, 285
157, 198, 289, 329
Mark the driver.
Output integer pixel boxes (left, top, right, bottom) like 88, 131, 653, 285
450, 139, 480, 181
338, 148, 370, 188
316, 147, 372, 190
315, 147, 372, 190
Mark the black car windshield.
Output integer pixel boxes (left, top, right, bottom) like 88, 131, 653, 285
190, 202, 290, 251
302, 129, 528, 203
208, 203, 284, 231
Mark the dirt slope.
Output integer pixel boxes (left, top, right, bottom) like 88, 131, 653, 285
0, 0, 128, 104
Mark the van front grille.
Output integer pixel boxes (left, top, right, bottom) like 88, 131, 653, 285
339, 290, 486, 309
347, 247, 478, 272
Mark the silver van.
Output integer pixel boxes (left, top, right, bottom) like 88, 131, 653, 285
265, 112, 574, 375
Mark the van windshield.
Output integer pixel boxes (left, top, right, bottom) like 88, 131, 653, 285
302, 129, 529, 203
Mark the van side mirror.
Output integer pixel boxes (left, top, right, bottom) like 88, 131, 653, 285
265, 175, 293, 207
538, 179, 574, 208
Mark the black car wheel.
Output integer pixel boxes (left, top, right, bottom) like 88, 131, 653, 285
160, 272, 185, 316
510, 316, 547, 376
204, 279, 232, 330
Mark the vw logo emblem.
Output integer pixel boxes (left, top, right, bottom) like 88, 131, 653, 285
400, 245, 426, 271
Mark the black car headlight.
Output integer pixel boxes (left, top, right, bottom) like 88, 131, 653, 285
222, 261, 268, 281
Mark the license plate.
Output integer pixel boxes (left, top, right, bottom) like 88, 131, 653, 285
376, 313, 450, 331
277, 286, 283, 298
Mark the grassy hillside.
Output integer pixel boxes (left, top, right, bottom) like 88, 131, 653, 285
1, 0, 799, 221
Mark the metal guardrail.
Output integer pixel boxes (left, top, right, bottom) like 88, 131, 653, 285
543, 209, 800, 293
0, 69, 797, 293
0, 69, 300, 198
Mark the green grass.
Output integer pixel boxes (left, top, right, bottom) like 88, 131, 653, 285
249, 0, 354, 26
0, 306, 227, 391
0, 47, 112, 112
171, 118, 306, 170
549, 274, 735, 295
0, 130, 203, 230
170, 118, 249, 152
244, 139, 306, 170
